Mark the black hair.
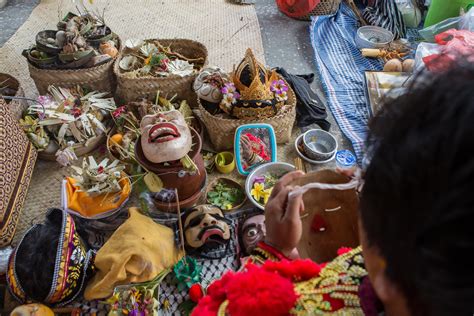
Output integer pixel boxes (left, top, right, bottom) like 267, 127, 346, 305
14, 210, 62, 302
360, 62, 474, 315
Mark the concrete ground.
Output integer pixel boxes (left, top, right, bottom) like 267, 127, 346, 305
0, 0, 352, 161
254, 0, 352, 158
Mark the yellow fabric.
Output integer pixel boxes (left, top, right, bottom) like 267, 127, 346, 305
66, 176, 131, 218
84, 207, 183, 300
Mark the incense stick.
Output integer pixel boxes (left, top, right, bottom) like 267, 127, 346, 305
175, 189, 187, 261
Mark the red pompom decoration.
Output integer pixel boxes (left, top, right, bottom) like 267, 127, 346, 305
189, 284, 204, 303
337, 247, 353, 256
226, 264, 298, 316
263, 259, 321, 282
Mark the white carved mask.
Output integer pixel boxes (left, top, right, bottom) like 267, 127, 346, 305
140, 110, 192, 164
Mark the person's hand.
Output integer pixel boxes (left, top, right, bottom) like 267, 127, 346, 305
264, 171, 305, 258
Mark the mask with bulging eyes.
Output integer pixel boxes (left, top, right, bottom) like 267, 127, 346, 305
241, 214, 266, 254
140, 110, 192, 164
183, 205, 231, 250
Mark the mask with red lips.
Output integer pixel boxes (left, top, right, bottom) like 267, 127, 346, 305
183, 205, 231, 251
140, 110, 192, 164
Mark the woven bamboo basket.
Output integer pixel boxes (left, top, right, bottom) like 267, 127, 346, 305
28, 57, 117, 95
197, 80, 297, 151
0, 73, 28, 120
114, 39, 208, 107
27, 36, 120, 94
298, 0, 342, 20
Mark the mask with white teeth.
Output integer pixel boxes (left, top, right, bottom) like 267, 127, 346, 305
140, 110, 192, 164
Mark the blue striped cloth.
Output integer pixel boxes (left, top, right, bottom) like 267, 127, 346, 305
310, 3, 383, 163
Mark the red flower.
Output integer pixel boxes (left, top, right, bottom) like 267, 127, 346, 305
112, 106, 126, 119
70, 107, 82, 118
189, 284, 204, 303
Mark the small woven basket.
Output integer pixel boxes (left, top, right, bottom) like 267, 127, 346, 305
0, 73, 28, 120
28, 57, 117, 95
197, 79, 296, 151
298, 0, 342, 20
114, 39, 208, 107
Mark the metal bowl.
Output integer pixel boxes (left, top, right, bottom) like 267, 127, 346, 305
245, 162, 295, 210
355, 26, 394, 49
302, 129, 338, 161
294, 134, 336, 165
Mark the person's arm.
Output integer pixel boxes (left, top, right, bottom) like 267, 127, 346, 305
247, 171, 306, 264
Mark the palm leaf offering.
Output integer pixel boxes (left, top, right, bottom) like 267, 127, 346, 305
71, 157, 126, 195
19, 85, 116, 162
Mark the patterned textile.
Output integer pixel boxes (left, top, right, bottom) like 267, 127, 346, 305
363, 0, 406, 39
0, 98, 37, 247
310, 3, 383, 163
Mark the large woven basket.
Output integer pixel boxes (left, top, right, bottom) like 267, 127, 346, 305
197, 82, 297, 151
297, 0, 342, 20
0, 73, 28, 120
28, 57, 117, 95
114, 39, 208, 107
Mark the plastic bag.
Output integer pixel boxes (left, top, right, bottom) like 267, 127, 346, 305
419, 17, 461, 42
414, 42, 441, 70
460, 6, 474, 31
395, 0, 423, 27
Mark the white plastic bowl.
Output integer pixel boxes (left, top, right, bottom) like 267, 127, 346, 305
245, 162, 296, 210
355, 26, 394, 49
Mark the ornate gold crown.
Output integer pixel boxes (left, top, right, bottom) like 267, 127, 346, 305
232, 48, 278, 102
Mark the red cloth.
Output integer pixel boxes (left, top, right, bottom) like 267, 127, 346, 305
276, 0, 321, 18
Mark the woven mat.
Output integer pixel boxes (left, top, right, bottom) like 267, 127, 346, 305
4, 0, 267, 245
0, 0, 265, 99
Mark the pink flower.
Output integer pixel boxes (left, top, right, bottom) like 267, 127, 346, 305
221, 82, 237, 95
270, 79, 289, 95
112, 106, 126, 118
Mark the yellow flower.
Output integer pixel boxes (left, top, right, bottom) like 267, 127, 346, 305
145, 55, 152, 65
251, 182, 265, 202
263, 187, 273, 204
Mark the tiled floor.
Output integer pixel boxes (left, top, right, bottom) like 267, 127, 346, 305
0, 0, 352, 156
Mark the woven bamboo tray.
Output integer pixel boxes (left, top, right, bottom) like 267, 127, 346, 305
197, 80, 296, 151
38, 127, 109, 161
0, 73, 28, 120
114, 39, 208, 107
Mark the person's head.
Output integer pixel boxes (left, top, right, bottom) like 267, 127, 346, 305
360, 63, 474, 315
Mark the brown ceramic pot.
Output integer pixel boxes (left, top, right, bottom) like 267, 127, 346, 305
135, 127, 206, 201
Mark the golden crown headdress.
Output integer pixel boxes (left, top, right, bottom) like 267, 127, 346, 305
232, 48, 279, 102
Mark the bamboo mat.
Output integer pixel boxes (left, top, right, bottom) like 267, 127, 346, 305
0, 0, 265, 99
2, 0, 269, 245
